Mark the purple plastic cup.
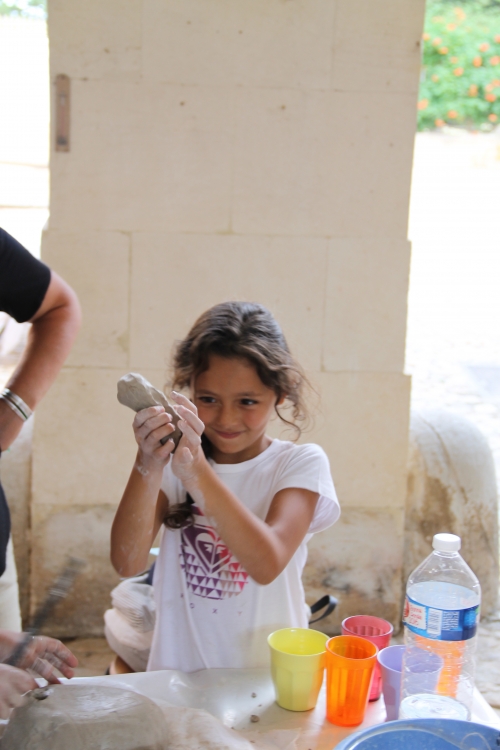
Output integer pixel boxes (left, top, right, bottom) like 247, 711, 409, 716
377, 645, 405, 721
402, 646, 444, 695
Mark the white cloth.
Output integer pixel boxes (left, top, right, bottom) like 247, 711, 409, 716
110, 575, 156, 633
104, 609, 153, 673
104, 573, 156, 672
0, 537, 22, 631
148, 439, 340, 673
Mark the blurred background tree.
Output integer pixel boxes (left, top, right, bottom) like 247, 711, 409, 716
0, 0, 45, 19
419, 1, 500, 129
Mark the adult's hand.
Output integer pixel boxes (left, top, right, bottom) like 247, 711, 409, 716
0, 630, 78, 683
0, 663, 36, 719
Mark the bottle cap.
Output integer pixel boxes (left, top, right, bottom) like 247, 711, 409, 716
432, 533, 461, 552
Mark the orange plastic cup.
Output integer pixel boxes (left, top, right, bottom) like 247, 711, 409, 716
325, 635, 378, 727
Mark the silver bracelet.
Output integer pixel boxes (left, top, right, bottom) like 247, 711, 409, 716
0, 389, 33, 421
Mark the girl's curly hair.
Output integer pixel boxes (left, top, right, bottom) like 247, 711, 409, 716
163, 301, 311, 530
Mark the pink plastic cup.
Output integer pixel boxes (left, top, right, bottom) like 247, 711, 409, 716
341, 615, 394, 701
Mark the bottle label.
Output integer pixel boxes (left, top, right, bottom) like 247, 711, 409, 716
403, 594, 479, 641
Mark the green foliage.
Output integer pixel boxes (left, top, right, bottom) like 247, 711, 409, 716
0, 0, 46, 19
419, 2, 500, 130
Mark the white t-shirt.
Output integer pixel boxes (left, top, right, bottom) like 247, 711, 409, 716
147, 438, 340, 673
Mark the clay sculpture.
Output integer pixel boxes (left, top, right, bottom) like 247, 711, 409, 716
117, 372, 182, 449
0, 684, 167, 749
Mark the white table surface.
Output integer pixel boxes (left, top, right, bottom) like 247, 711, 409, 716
68, 668, 500, 750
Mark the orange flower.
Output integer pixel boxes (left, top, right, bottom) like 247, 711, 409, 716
479, 42, 490, 52
447, 110, 458, 119
432, 37, 442, 46
450, 56, 459, 63
435, 119, 445, 127
469, 84, 478, 96
488, 113, 498, 122
495, 35, 500, 43
418, 99, 429, 110
490, 56, 500, 66
454, 8, 466, 21
473, 56, 483, 67
447, 23, 456, 31
485, 83, 494, 92
432, 74, 440, 82
438, 46, 449, 55
485, 92, 497, 102
453, 67, 464, 76
492, 79, 500, 87
423, 33, 431, 41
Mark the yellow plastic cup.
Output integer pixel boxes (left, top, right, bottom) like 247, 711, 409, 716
268, 628, 329, 711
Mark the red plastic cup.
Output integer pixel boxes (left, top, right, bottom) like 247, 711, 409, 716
325, 635, 378, 727
341, 615, 393, 701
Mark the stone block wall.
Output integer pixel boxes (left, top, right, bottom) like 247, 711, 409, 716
33, 0, 425, 635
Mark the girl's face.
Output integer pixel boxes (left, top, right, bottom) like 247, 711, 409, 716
192, 355, 279, 464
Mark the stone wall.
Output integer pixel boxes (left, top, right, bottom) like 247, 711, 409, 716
33, 0, 425, 635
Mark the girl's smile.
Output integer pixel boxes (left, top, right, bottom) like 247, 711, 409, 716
193, 355, 280, 464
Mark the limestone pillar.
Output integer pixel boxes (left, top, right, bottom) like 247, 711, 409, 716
35, 0, 426, 635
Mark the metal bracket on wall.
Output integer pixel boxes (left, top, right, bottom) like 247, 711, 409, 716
55, 74, 70, 152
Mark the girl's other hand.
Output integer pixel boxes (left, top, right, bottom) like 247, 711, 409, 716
133, 405, 176, 469
170, 392, 206, 486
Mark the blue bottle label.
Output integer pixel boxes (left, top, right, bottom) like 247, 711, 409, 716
403, 594, 479, 641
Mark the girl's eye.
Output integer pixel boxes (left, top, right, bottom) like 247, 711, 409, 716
240, 399, 257, 406
198, 396, 217, 404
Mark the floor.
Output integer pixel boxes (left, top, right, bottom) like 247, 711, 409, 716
407, 127, 500, 498
62, 637, 114, 679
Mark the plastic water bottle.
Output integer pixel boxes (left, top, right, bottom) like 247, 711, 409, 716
400, 533, 481, 720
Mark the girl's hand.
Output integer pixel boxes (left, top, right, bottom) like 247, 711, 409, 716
170, 392, 206, 486
133, 405, 176, 470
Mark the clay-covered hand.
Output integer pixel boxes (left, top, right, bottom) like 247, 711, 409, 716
0, 631, 78, 684
0, 664, 37, 719
170, 392, 206, 486
133, 405, 177, 469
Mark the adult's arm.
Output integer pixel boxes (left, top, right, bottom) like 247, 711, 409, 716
0, 271, 81, 452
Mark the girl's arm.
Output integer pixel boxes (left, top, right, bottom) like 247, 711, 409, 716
171, 395, 319, 585
110, 406, 175, 577
0, 272, 81, 452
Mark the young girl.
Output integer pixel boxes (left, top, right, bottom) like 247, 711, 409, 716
111, 301, 340, 672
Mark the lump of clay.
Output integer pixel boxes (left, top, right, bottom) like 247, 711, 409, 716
0, 684, 167, 750
117, 372, 182, 448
